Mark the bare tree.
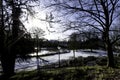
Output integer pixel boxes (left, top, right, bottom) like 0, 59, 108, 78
29, 27, 45, 71
30, 27, 45, 38
0, 0, 40, 77
44, 0, 120, 67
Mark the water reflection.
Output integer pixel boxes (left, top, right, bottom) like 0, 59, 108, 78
15, 49, 107, 71
0, 49, 108, 73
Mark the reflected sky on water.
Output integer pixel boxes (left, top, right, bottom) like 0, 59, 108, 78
15, 49, 107, 72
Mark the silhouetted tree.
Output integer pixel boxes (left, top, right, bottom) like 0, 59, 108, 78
0, 0, 40, 77
69, 32, 79, 49
44, 0, 120, 67
29, 27, 45, 70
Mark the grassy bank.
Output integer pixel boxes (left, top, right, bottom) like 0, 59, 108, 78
9, 66, 120, 80
1, 55, 120, 80
9, 56, 120, 80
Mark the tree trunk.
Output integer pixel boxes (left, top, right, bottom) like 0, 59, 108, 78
0, 0, 15, 77
1, 49, 15, 77
106, 42, 114, 67
1, 0, 18, 77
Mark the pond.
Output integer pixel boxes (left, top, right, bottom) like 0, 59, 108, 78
14, 49, 107, 72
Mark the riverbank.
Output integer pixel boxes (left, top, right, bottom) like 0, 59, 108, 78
0, 55, 120, 80
40, 55, 120, 69
8, 66, 120, 80
0, 50, 120, 80
13, 49, 107, 72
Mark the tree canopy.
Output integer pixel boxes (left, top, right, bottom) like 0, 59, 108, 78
43, 0, 120, 67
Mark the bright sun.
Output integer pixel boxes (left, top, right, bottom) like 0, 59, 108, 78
23, 9, 70, 41
23, 12, 60, 40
